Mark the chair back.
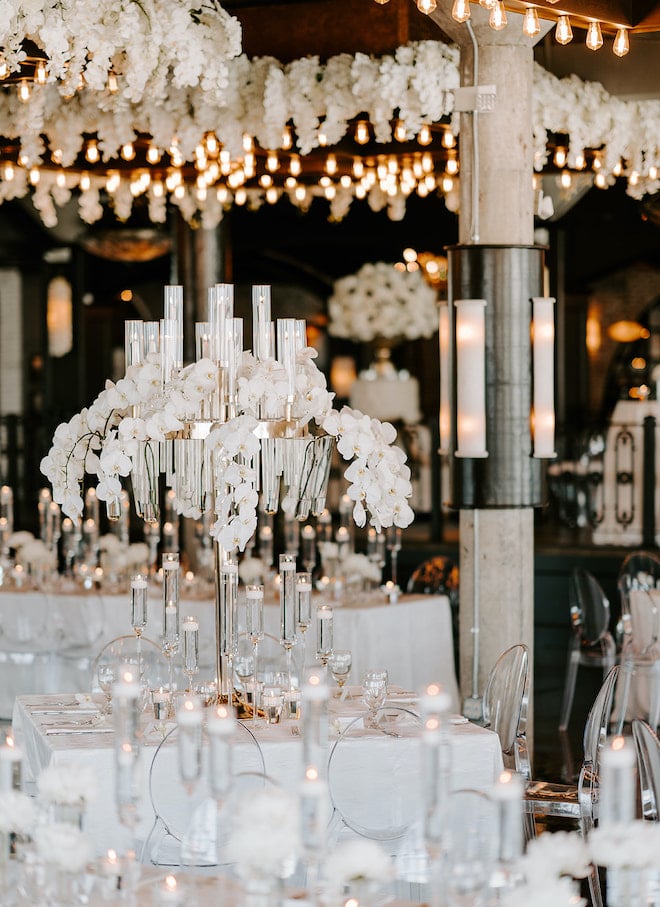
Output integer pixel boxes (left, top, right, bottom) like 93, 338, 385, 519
145, 720, 266, 865
327, 706, 422, 841
582, 664, 620, 766
483, 644, 529, 774
570, 568, 611, 646
618, 552, 660, 657
632, 718, 660, 821
90, 634, 171, 695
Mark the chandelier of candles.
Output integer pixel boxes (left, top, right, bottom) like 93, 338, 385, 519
373, 0, 631, 56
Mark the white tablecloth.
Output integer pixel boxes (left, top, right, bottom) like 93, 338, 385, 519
13, 693, 503, 858
0, 588, 459, 716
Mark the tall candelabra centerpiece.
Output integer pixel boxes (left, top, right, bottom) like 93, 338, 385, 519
41, 283, 414, 698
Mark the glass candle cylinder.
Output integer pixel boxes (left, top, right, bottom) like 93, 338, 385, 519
115, 739, 141, 828
246, 584, 264, 642
492, 771, 524, 864
112, 673, 141, 748
600, 736, 636, 826
300, 765, 329, 863
284, 515, 300, 557
130, 575, 148, 636
317, 510, 333, 543
280, 554, 297, 646
0, 736, 23, 792
162, 553, 180, 651
182, 616, 200, 677
0, 486, 14, 536
302, 668, 329, 776
335, 526, 351, 562
258, 524, 274, 569
176, 698, 203, 786
38, 487, 52, 542
316, 604, 333, 664
207, 704, 235, 800
420, 689, 452, 855
301, 524, 316, 573
296, 572, 313, 633
219, 559, 239, 658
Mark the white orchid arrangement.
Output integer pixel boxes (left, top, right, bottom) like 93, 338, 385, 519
41, 348, 414, 555
328, 262, 438, 343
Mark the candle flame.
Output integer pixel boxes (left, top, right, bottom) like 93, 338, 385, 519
305, 766, 319, 781
499, 770, 513, 784
165, 874, 177, 892
426, 683, 441, 696
612, 735, 625, 751
6, 735, 14, 748
107, 849, 118, 863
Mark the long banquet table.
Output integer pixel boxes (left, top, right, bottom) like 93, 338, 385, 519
0, 587, 459, 717
13, 692, 503, 858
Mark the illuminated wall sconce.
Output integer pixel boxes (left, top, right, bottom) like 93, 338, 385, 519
531, 296, 556, 458
438, 302, 451, 453
454, 298, 488, 458
329, 355, 357, 398
47, 275, 73, 358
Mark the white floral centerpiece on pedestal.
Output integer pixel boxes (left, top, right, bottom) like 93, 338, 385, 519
328, 262, 438, 346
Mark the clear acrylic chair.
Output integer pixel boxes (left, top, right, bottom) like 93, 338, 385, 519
616, 552, 660, 733
631, 718, 660, 821
90, 634, 174, 697
482, 643, 530, 777
143, 720, 266, 866
327, 706, 422, 843
558, 568, 616, 732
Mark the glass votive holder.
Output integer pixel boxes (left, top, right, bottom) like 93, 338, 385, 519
262, 687, 284, 725
151, 689, 171, 722
285, 689, 301, 720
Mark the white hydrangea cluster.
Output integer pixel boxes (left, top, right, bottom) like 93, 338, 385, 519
328, 262, 438, 342
37, 761, 98, 806
225, 787, 301, 880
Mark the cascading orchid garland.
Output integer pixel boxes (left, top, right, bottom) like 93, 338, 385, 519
40, 349, 414, 553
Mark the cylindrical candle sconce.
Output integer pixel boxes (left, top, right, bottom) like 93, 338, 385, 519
454, 299, 488, 459
438, 302, 451, 455
531, 297, 556, 459
447, 244, 545, 509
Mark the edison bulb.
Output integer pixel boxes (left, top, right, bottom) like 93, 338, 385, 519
417, 0, 437, 12
522, 7, 540, 37
451, 0, 471, 22
586, 20, 603, 50
555, 15, 573, 45
613, 27, 629, 56
489, 1, 507, 30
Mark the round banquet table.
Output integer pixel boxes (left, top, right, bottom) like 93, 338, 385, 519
0, 586, 459, 717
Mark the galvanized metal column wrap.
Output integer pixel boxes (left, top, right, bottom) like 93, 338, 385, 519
448, 243, 546, 508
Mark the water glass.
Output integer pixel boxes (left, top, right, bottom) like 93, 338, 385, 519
328, 649, 352, 696
362, 669, 388, 727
